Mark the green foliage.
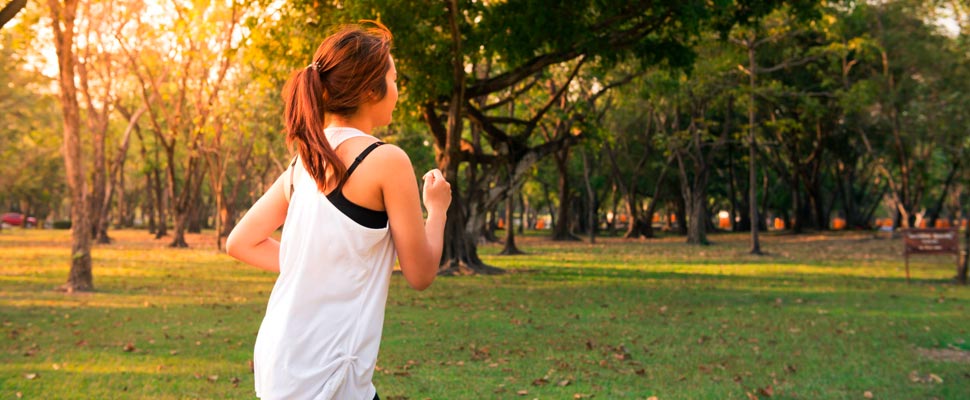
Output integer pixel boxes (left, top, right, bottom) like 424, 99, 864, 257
0, 28, 65, 217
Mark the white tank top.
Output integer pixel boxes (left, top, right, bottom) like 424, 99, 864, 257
254, 127, 395, 400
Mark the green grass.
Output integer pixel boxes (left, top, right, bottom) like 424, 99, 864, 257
1, 229, 968, 399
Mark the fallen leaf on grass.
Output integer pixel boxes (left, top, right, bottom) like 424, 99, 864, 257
908, 371, 944, 384
24, 373, 38, 380
123, 342, 135, 352
207, 375, 219, 383
573, 394, 591, 399
557, 379, 571, 387
532, 378, 548, 386
516, 389, 528, 395
647, 397, 658, 400
864, 391, 874, 398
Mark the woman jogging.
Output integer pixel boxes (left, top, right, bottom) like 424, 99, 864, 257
226, 22, 450, 400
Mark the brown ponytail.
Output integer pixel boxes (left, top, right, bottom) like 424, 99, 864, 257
282, 21, 393, 192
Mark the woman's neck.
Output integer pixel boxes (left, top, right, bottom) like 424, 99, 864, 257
326, 115, 373, 134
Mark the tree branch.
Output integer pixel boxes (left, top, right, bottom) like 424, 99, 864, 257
0, 0, 27, 30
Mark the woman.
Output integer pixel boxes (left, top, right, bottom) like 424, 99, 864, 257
226, 22, 450, 400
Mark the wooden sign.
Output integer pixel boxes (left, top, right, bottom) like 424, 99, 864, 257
902, 228, 959, 283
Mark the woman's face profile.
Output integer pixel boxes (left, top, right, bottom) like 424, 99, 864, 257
370, 55, 399, 127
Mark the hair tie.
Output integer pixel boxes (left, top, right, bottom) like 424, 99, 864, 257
307, 61, 322, 71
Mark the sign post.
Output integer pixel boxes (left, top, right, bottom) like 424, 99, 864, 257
902, 228, 960, 283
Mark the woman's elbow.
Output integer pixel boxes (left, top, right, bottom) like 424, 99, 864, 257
409, 281, 432, 291
225, 233, 241, 259
404, 267, 437, 291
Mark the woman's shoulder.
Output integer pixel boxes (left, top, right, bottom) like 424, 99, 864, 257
369, 142, 412, 168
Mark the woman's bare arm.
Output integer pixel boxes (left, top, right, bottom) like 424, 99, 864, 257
225, 174, 289, 273
381, 145, 450, 290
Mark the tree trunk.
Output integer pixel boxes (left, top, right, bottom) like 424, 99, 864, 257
117, 156, 128, 228
624, 199, 647, 238
50, 0, 93, 292
608, 184, 619, 236
675, 195, 688, 236
499, 179, 525, 255
170, 157, 207, 247
676, 151, 709, 245
687, 181, 708, 244
481, 208, 500, 243
760, 172, 770, 232
747, 43, 762, 254
552, 148, 580, 241
432, 0, 502, 275
79, 81, 109, 244
96, 105, 143, 243
959, 210, 968, 284
187, 194, 205, 233
621, 189, 642, 238
581, 149, 596, 244
728, 142, 740, 232
540, 179, 557, 232
927, 161, 960, 227
791, 158, 802, 233
153, 144, 168, 238
133, 125, 156, 233
145, 176, 155, 233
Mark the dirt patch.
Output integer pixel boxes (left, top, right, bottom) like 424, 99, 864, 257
917, 347, 970, 363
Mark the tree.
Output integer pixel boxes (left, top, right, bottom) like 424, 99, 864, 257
118, 0, 244, 247
730, 4, 822, 251
672, 94, 732, 245
602, 81, 671, 239
48, 0, 92, 292
850, 1, 962, 229
382, 0, 749, 273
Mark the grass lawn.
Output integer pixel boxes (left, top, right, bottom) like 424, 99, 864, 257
1, 228, 968, 399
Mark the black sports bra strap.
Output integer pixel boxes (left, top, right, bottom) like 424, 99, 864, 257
342, 141, 385, 182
